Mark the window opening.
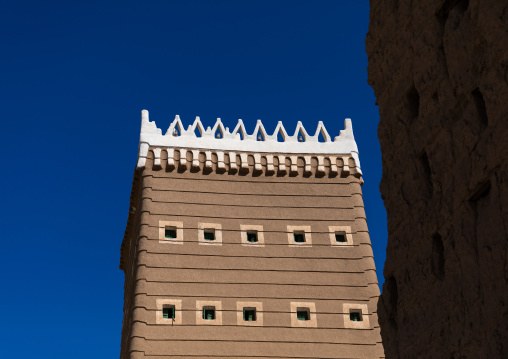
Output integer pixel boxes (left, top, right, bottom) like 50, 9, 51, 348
203, 306, 216, 320
165, 227, 177, 239
297, 128, 306, 142
214, 127, 224, 139
294, 231, 306, 243
335, 232, 346, 243
317, 129, 326, 143
350, 310, 362, 322
276, 130, 284, 142
204, 229, 215, 241
296, 307, 310, 321
243, 308, 257, 321
247, 231, 258, 243
163, 306, 175, 320
193, 126, 202, 137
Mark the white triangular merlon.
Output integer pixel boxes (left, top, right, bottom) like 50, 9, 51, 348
315, 121, 331, 142
211, 118, 226, 139
293, 121, 309, 142
232, 120, 247, 140
190, 117, 205, 137
137, 110, 362, 174
273, 121, 289, 142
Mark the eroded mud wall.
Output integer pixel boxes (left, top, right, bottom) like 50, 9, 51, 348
366, 1, 508, 357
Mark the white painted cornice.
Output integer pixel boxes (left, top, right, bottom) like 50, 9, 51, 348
136, 110, 362, 174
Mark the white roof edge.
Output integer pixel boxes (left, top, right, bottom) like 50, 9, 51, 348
137, 109, 361, 170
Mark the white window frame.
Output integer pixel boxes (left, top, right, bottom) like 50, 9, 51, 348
155, 299, 182, 325
196, 300, 222, 325
240, 224, 265, 247
236, 301, 263, 326
342, 303, 370, 329
328, 225, 353, 246
290, 301, 317, 327
198, 223, 223, 246
158, 221, 184, 244
287, 225, 312, 247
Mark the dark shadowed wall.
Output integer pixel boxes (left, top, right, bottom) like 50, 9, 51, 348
366, 0, 508, 357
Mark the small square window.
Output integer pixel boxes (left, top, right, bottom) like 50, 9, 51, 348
240, 225, 264, 247
247, 231, 258, 243
165, 227, 177, 239
198, 223, 222, 246
163, 306, 175, 320
204, 229, 215, 241
290, 302, 316, 327
294, 232, 306, 243
350, 310, 362, 322
156, 299, 182, 325
159, 221, 183, 244
287, 226, 312, 247
296, 307, 310, 321
237, 301, 263, 326
328, 226, 352, 246
335, 233, 346, 243
343, 303, 369, 329
243, 308, 257, 321
203, 306, 216, 320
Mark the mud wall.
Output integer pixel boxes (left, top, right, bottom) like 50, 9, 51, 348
366, 1, 508, 357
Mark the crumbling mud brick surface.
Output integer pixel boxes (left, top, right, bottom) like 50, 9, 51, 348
366, 1, 508, 357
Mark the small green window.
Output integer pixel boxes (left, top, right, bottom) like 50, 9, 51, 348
163, 306, 175, 319
335, 233, 346, 243
247, 231, 258, 243
204, 230, 215, 241
203, 307, 215, 320
294, 232, 305, 243
296, 308, 310, 321
350, 311, 362, 322
243, 308, 256, 321
165, 227, 177, 239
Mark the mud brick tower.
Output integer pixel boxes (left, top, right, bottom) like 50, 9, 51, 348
119, 110, 384, 358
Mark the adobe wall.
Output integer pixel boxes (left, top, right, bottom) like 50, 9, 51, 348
120, 148, 384, 358
366, 1, 508, 357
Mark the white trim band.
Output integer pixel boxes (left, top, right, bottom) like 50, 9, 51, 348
136, 110, 362, 175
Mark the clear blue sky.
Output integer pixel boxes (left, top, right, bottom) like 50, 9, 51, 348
0, 1, 386, 357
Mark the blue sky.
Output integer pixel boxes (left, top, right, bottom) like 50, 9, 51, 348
0, 1, 385, 357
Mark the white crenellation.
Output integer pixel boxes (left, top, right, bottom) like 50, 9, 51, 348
216, 151, 225, 170
153, 148, 162, 169
240, 153, 249, 171
167, 148, 175, 169
204, 151, 213, 170
228, 152, 237, 171
191, 150, 200, 169
304, 156, 312, 174
290, 156, 298, 174
342, 156, 350, 175
253, 153, 262, 172
150, 148, 360, 177
277, 155, 287, 173
330, 159, 338, 175
178, 149, 187, 168
266, 155, 275, 173
317, 156, 325, 174
136, 110, 363, 177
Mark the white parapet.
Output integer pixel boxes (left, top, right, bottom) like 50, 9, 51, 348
136, 110, 362, 175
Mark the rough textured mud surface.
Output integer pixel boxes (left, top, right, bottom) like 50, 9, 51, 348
366, 1, 508, 357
